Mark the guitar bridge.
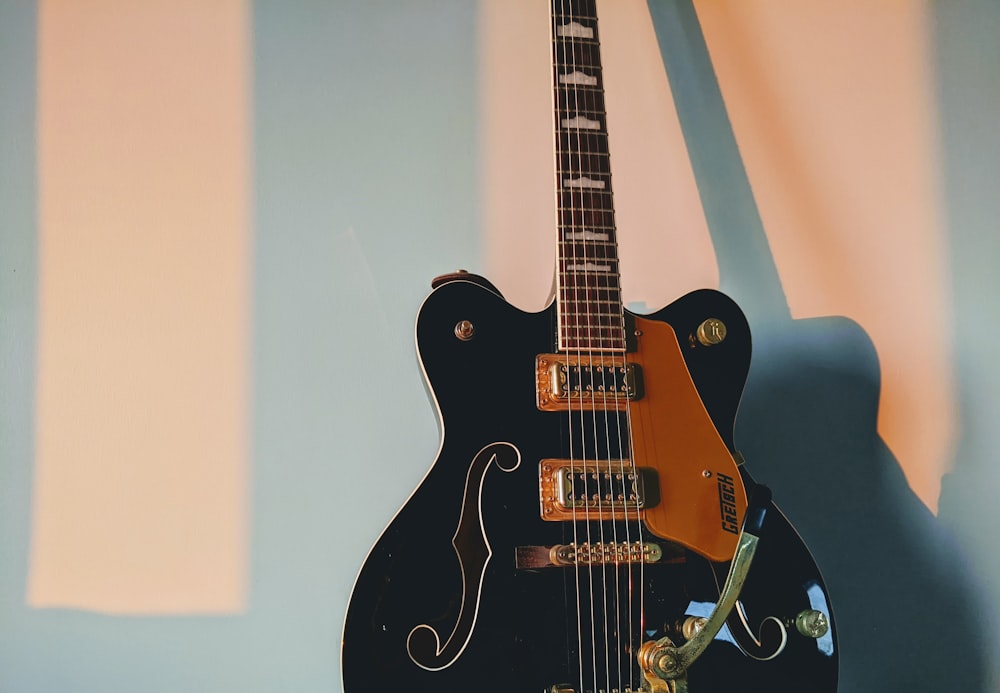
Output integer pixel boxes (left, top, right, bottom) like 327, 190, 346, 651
515, 542, 666, 569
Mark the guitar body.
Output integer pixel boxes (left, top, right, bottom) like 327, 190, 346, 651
342, 278, 838, 693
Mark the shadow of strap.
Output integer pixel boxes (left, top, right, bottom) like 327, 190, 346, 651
646, 0, 789, 324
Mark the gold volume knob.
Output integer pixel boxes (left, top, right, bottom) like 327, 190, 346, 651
695, 318, 727, 346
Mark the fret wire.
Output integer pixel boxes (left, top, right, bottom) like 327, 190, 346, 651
558, 170, 612, 182
557, 244, 618, 252
558, 232, 618, 240
558, 199, 616, 212
557, 268, 621, 275
561, 310, 623, 318
560, 347, 628, 352
561, 333, 626, 339
558, 274, 621, 281
558, 162, 612, 170
558, 188, 614, 195
559, 300, 622, 308
553, 59, 602, 68
557, 239, 618, 247
559, 282, 622, 289
559, 297, 622, 304
558, 137, 609, 149
552, 12, 599, 24
561, 331, 626, 338
558, 256, 619, 263
553, 11, 599, 23
560, 315, 624, 323
560, 286, 622, 292
558, 215, 616, 227
558, 224, 616, 231
559, 255, 618, 264
560, 329, 626, 336
559, 285, 621, 293
554, 84, 603, 96
559, 296, 619, 306
558, 149, 609, 161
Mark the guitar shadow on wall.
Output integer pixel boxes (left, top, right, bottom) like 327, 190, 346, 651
646, 1, 991, 690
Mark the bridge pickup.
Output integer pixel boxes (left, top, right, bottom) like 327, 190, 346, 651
536, 354, 643, 411
540, 460, 660, 521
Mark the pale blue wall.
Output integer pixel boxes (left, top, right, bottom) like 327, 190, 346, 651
0, 1, 479, 690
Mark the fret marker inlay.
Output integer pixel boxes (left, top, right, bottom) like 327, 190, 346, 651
564, 176, 606, 190
558, 71, 598, 87
556, 21, 595, 39
566, 262, 612, 273
564, 230, 610, 241
561, 116, 601, 131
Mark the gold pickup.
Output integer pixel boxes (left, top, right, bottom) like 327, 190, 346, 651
536, 354, 643, 411
540, 460, 660, 522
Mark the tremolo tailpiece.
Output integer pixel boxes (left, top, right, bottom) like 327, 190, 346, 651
637, 486, 772, 693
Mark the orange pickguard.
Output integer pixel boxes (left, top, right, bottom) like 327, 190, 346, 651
629, 315, 747, 562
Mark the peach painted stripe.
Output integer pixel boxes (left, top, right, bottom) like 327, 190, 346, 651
31, 0, 250, 613
696, 0, 954, 511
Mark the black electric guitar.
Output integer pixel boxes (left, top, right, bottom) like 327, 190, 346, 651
342, 2, 837, 691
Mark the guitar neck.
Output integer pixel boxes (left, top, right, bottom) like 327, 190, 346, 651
552, 0, 626, 353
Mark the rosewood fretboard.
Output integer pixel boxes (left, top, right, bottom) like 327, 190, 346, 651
552, 0, 625, 352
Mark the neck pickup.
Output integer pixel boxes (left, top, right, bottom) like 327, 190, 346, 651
536, 354, 644, 411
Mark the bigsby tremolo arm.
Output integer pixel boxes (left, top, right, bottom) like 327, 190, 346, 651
638, 486, 772, 693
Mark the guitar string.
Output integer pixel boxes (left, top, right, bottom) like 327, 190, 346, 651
594, 8, 646, 677
596, 3, 645, 682
579, 7, 624, 692
590, 10, 636, 690
567, 1, 607, 690
563, 2, 601, 691
578, 31, 599, 693
559, 3, 644, 690
581, 4, 639, 690
580, 3, 643, 686
553, 1, 587, 690
563, 3, 637, 690
571, 3, 611, 690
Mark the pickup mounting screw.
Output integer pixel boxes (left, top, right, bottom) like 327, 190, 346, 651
454, 320, 475, 341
